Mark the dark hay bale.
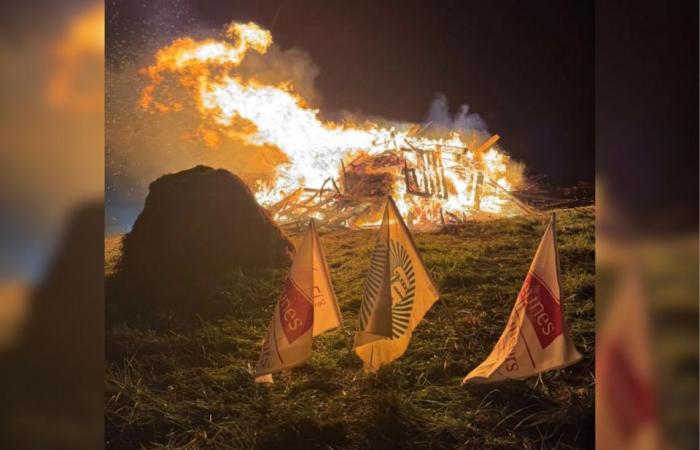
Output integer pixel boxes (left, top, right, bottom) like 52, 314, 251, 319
0, 200, 104, 450
108, 165, 293, 323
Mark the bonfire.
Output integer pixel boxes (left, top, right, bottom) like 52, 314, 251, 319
139, 21, 533, 229
272, 130, 537, 229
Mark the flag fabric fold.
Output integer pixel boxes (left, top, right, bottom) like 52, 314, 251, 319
255, 220, 342, 382
354, 196, 440, 372
463, 214, 582, 383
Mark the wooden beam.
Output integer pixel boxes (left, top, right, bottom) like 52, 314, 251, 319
473, 134, 501, 155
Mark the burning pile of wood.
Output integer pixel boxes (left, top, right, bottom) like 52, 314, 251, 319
267, 182, 384, 231
268, 134, 536, 231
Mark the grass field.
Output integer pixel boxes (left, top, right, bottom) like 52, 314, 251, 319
105, 207, 595, 449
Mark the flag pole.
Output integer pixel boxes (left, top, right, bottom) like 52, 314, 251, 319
551, 212, 562, 294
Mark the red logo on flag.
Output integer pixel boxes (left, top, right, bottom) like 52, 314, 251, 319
600, 342, 656, 437
279, 278, 313, 343
518, 273, 563, 349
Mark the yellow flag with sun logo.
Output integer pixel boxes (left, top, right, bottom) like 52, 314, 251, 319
354, 196, 440, 372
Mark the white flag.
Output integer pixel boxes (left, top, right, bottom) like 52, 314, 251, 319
596, 271, 660, 450
463, 214, 582, 383
354, 196, 440, 372
255, 220, 342, 382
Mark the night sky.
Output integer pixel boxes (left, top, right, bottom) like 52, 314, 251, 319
108, 0, 593, 186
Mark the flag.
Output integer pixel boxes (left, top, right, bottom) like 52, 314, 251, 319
463, 213, 582, 383
596, 271, 660, 450
354, 196, 440, 372
255, 220, 342, 382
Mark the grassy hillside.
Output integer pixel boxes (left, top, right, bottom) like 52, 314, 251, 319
106, 207, 595, 449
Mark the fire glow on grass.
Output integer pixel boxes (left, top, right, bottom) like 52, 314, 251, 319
140, 22, 523, 224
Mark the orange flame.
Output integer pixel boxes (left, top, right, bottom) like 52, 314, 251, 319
140, 22, 523, 223
47, 4, 104, 112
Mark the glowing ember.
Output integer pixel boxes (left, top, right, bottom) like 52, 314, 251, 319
140, 21, 524, 225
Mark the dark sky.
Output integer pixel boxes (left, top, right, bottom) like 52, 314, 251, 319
596, 1, 698, 230
108, 0, 593, 185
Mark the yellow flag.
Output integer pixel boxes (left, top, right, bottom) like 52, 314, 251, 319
255, 220, 342, 382
463, 214, 582, 383
354, 196, 440, 372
